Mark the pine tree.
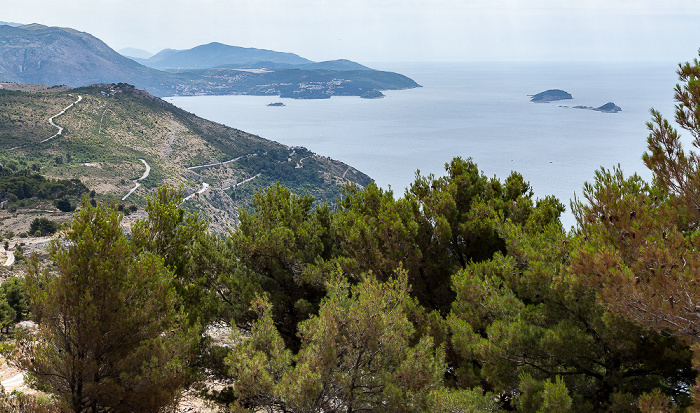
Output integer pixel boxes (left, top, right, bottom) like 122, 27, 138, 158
15, 199, 197, 412
226, 271, 444, 412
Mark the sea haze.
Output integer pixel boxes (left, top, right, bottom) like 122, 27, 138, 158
166, 62, 680, 229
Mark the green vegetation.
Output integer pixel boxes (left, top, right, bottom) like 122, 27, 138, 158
0, 167, 88, 202
16, 199, 197, 412
29, 218, 60, 236
8, 53, 700, 412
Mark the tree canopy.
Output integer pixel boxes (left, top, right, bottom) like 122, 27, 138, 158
15, 199, 197, 412
10, 52, 700, 413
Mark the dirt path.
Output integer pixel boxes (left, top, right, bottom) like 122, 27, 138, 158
98, 107, 113, 136
222, 173, 262, 190
122, 159, 150, 201
41, 94, 83, 143
1, 249, 14, 267
1, 372, 23, 391
183, 182, 210, 201
187, 153, 257, 170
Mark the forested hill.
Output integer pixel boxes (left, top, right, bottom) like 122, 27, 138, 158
0, 83, 371, 233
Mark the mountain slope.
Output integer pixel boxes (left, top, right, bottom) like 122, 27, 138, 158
0, 84, 372, 233
0, 24, 170, 88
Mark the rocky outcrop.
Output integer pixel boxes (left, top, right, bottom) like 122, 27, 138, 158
573, 102, 622, 113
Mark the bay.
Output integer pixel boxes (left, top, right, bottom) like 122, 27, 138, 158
166, 62, 681, 228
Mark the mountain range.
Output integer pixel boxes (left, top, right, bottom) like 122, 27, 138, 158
0, 24, 418, 98
123, 42, 372, 71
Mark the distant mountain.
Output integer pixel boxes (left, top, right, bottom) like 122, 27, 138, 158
136, 45, 372, 72
216, 59, 373, 71
118, 47, 153, 59
0, 24, 419, 98
301, 59, 372, 71
0, 21, 22, 27
148, 48, 181, 63
141, 42, 312, 70
0, 24, 171, 87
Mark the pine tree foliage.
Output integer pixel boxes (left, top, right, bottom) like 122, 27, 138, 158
227, 183, 336, 350
569, 52, 700, 408
1, 277, 28, 324
15, 199, 197, 413
449, 222, 694, 411
406, 157, 565, 313
10, 55, 700, 411
130, 185, 213, 329
571, 54, 700, 342
226, 271, 445, 412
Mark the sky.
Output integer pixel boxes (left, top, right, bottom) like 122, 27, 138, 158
2, 0, 700, 63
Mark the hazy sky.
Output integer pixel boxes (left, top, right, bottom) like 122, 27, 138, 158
3, 0, 700, 63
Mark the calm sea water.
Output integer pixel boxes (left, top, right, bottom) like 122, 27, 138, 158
166, 62, 681, 228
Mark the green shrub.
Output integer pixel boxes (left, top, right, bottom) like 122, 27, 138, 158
30, 218, 59, 236
54, 198, 73, 212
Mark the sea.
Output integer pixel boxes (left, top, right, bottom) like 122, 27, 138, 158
165, 62, 682, 229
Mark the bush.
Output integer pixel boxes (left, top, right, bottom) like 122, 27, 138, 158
54, 198, 73, 212
29, 218, 59, 236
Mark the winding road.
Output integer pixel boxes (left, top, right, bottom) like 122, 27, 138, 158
9, 94, 82, 150
41, 95, 83, 143
183, 182, 210, 201
1, 248, 14, 267
186, 153, 257, 170
221, 173, 262, 190
122, 159, 150, 201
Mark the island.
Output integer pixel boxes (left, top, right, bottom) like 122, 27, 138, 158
267, 102, 285, 107
530, 89, 573, 103
573, 102, 622, 113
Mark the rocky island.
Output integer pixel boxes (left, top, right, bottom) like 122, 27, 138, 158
530, 89, 573, 103
573, 102, 622, 113
267, 102, 285, 107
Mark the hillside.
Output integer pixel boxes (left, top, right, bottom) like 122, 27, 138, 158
0, 24, 419, 98
0, 84, 372, 234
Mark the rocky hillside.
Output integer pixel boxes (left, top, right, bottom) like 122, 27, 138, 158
0, 83, 372, 233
